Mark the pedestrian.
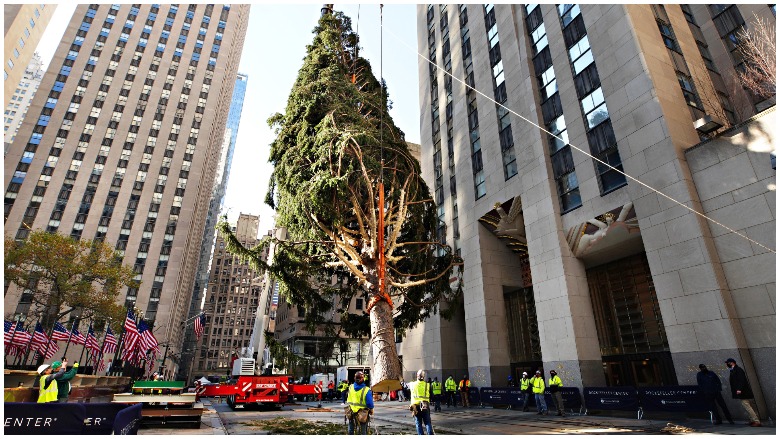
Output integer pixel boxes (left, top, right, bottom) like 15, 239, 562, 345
346, 371, 374, 435
444, 375, 457, 407
531, 370, 547, 415
458, 374, 471, 408
339, 379, 349, 404
328, 380, 335, 402
548, 370, 564, 416
696, 364, 733, 425
410, 370, 434, 435
519, 372, 532, 412
507, 375, 515, 387
398, 379, 407, 402
52, 359, 79, 403
36, 363, 66, 403
431, 376, 442, 412
725, 358, 761, 427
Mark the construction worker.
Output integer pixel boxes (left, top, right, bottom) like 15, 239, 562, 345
548, 370, 564, 416
346, 371, 374, 435
531, 370, 547, 415
328, 380, 335, 402
36, 363, 66, 403
519, 371, 532, 412
458, 374, 471, 408
339, 379, 349, 404
431, 376, 442, 412
52, 359, 79, 403
410, 370, 433, 435
444, 374, 457, 407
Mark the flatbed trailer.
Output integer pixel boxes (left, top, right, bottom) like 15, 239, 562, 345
196, 375, 322, 409
112, 380, 204, 428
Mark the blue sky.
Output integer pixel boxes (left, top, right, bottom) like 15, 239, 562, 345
37, 3, 421, 237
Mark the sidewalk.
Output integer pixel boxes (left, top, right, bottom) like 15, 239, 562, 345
300, 399, 775, 435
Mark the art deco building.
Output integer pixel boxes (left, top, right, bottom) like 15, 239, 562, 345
188, 213, 262, 380
406, 4, 775, 419
180, 72, 248, 380
3, 4, 250, 376
4, 4, 56, 109
5, 53, 44, 150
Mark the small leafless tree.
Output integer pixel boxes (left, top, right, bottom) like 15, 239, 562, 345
737, 15, 776, 99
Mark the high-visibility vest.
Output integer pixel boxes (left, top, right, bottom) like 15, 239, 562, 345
410, 380, 430, 405
459, 379, 470, 390
328, 382, 335, 390
338, 382, 348, 392
531, 376, 545, 394
548, 375, 562, 390
431, 381, 442, 395
445, 378, 457, 391
520, 377, 531, 391
37, 375, 58, 403
347, 384, 369, 412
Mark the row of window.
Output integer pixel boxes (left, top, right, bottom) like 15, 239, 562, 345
4, 6, 43, 79
427, 5, 447, 256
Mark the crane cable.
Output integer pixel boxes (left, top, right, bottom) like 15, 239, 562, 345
379, 15, 774, 255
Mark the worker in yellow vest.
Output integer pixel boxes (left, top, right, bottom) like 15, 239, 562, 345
458, 374, 471, 408
431, 376, 443, 412
531, 370, 547, 415
346, 371, 374, 434
444, 375, 457, 407
338, 380, 349, 404
520, 371, 532, 412
36, 363, 66, 403
410, 370, 434, 435
548, 370, 564, 416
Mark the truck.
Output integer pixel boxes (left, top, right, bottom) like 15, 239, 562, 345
195, 358, 322, 410
309, 372, 334, 387
336, 365, 372, 385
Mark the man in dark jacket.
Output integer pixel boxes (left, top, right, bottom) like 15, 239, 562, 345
53, 359, 79, 402
726, 358, 760, 427
696, 364, 733, 424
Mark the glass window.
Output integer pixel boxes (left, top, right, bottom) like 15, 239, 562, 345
13, 49, 20, 58
24, 28, 30, 38
558, 4, 580, 27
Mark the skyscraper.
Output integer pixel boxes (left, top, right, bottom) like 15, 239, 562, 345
409, 3, 774, 418
4, 4, 56, 109
5, 52, 44, 151
180, 72, 248, 380
3, 4, 250, 376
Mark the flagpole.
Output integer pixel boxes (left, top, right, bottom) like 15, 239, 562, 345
112, 307, 131, 377
78, 320, 91, 365
62, 318, 79, 359
96, 327, 108, 376
19, 317, 40, 367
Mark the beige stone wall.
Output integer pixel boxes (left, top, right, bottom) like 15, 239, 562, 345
4, 4, 55, 109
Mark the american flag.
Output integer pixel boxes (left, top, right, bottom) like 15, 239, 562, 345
7, 322, 31, 347
70, 328, 86, 345
4, 320, 17, 344
194, 313, 206, 340
42, 339, 59, 359
51, 322, 71, 341
30, 323, 49, 352
121, 310, 140, 364
85, 325, 100, 353
138, 320, 160, 355
103, 326, 118, 354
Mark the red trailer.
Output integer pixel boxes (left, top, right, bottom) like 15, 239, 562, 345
196, 375, 321, 409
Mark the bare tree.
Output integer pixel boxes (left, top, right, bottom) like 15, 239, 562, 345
737, 14, 776, 99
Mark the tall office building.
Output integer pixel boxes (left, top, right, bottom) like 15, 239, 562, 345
3, 4, 250, 377
409, 4, 775, 419
180, 72, 248, 380
4, 4, 56, 109
188, 213, 262, 380
5, 52, 44, 150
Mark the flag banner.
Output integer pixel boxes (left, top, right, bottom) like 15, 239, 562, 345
10, 322, 31, 347
103, 326, 118, 354
86, 325, 101, 354
31, 323, 48, 352
71, 328, 86, 345
194, 313, 206, 340
51, 321, 72, 341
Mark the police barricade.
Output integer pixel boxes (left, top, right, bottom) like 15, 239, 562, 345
478, 387, 526, 409
637, 386, 711, 421
583, 387, 640, 418
466, 387, 480, 406
4, 402, 143, 435
526, 387, 583, 414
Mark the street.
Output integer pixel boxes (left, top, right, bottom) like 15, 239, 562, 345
139, 398, 775, 435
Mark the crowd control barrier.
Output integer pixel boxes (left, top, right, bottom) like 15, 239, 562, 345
583, 387, 640, 418
584, 386, 714, 422
478, 387, 583, 414
4, 402, 142, 435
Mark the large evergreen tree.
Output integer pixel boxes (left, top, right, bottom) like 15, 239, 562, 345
217, 10, 462, 391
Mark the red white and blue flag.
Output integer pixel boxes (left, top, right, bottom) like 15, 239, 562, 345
43, 339, 59, 359
30, 323, 49, 352
5, 321, 30, 348
121, 310, 140, 364
103, 326, 118, 354
194, 313, 206, 340
51, 321, 71, 341
71, 328, 86, 345
138, 320, 160, 355
85, 325, 100, 353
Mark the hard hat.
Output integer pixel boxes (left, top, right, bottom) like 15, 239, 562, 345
37, 364, 51, 374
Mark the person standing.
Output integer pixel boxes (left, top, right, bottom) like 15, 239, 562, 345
339, 379, 349, 404
458, 375, 471, 408
36, 363, 66, 403
520, 372, 532, 412
444, 375, 457, 407
53, 359, 79, 403
346, 371, 374, 435
697, 364, 733, 425
328, 380, 335, 402
431, 377, 442, 412
726, 358, 761, 427
548, 370, 564, 416
398, 379, 407, 402
531, 370, 547, 415
410, 370, 434, 435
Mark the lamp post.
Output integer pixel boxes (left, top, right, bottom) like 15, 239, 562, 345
159, 343, 171, 375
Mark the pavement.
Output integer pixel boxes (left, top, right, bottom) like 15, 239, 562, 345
139, 398, 776, 435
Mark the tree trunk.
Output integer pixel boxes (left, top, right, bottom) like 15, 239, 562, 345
369, 300, 402, 393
